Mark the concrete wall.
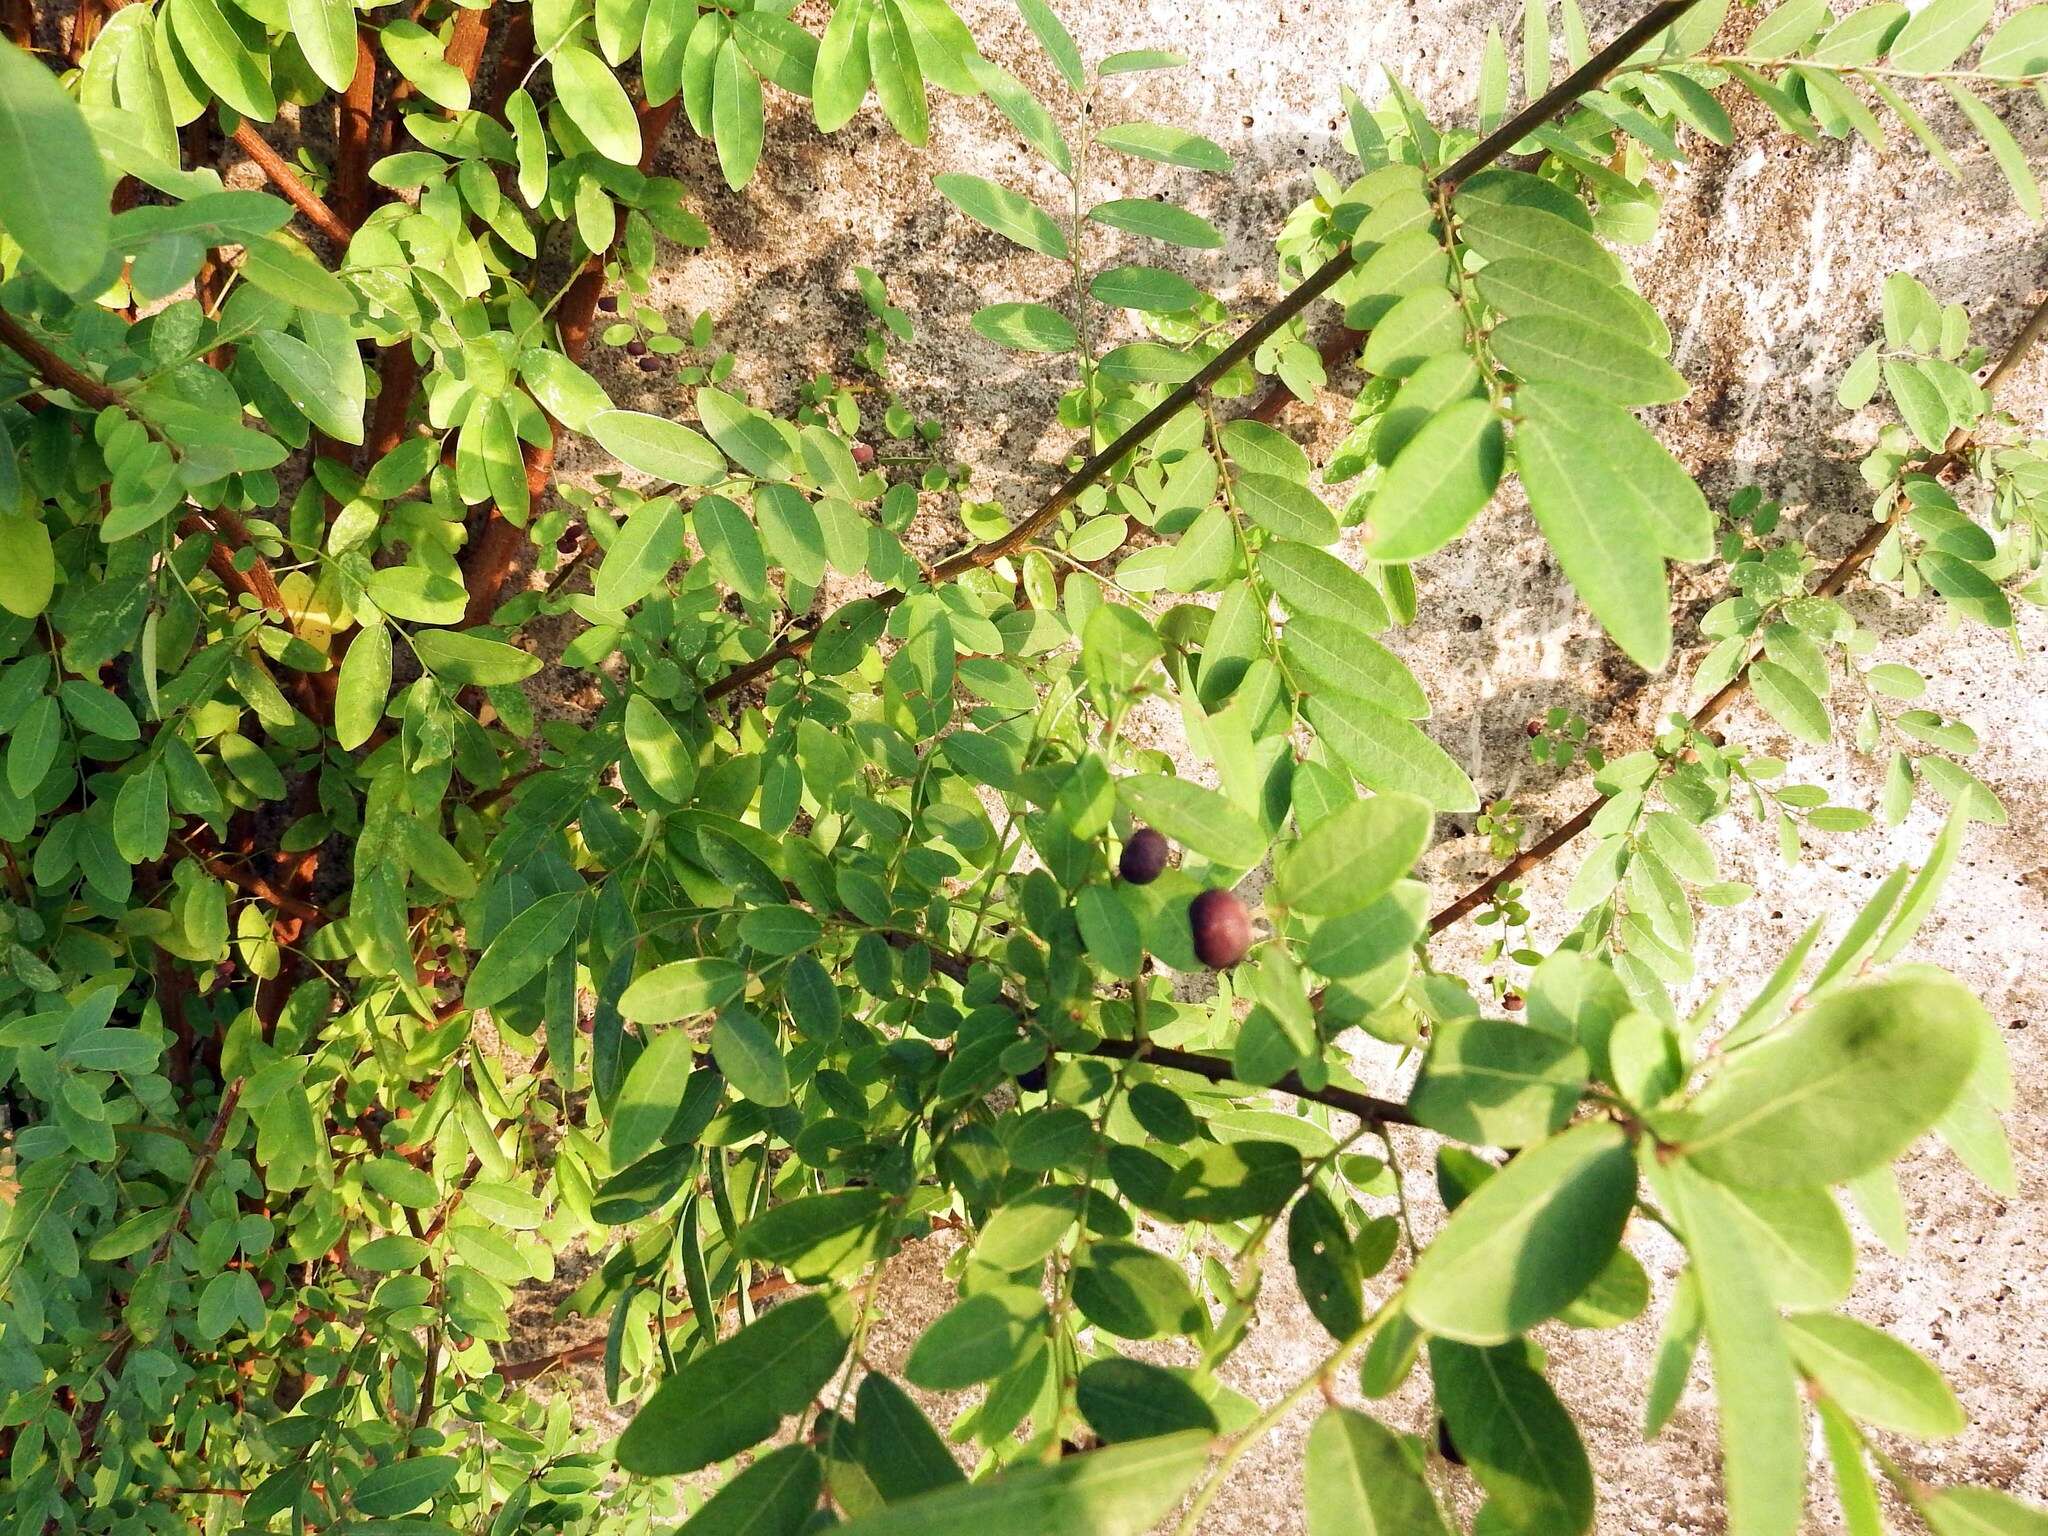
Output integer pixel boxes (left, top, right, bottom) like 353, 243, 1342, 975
615, 2, 2048, 1527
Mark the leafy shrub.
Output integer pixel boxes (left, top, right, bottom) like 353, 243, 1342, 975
0, 0, 2044, 1532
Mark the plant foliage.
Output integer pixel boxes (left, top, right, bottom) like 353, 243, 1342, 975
0, 0, 2043, 1532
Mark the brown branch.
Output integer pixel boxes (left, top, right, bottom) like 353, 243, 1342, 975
230, 121, 352, 247
1431, 287, 2048, 934
335, 30, 378, 230
191, 846, 324, 923
0, 307, 123, 412
363, 345, 421, 468
702, 0, 1708, 704
458, 98, 682, 627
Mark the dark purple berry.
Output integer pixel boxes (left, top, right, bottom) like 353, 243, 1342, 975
598, 294, 618, 313
1189, 888, 1251, 970
626, 338, 648, 357
556, 523, 584, 555
1119, 827, 1169, 884
1016, 1062, 1047, 1094
638, 356, 660, 372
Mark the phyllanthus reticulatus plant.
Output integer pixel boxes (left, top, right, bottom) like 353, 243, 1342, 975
0, 0, 2045, 1531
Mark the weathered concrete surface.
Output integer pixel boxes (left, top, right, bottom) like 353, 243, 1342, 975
595, 1, 2048, 1528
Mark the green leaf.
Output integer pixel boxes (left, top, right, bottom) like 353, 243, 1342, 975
594, 498, 688, 609
1275, 791, 1431, 916
970, 302, 1077, 352
1095, 121, 1231, 172
1086, 197, 1224, 249
248, 329, 364, 446
868, 0, 929, 146
693, 494, 768, 602
1716, 1182, 1856, 1311
286, 0, 356, 91
617, 1293, 854, 1474
1748, 660, 1832, 746
697, 386, 799, 480
1884, 357, 1954, 451
1943, 83, 2043, 221
1404, 1121, 1636, 1343
1408, 1018, 1590, 1148
1076, 1359, 1218, 1443
624, 693, 697, 804
1921, 1489, 2048, 1536
554, 45, 642, 165
855, 1374, 963, 1498
1430, 1340, 1594, 1536
1304, 694, 1478, 812
1163, 1139, 1303, 1221
1657, 972, 1985, 1187
1075, 883, 1141, 978
906, 1286, 1046, 1389
353, 1455, 459, 1517
1646, 1159, 1805, 1536
1362, 399, 1506, 561
1289, 1188, 1365, 1340
712, 36, 764, 188
334, 622, 391, 751
1305, 1408, 1451, 1536
1786, 1313, 1964, 1439
738, 904, 822, 956
813, 0, 873, 131
830, 1431, 1209, 1536
1097, 264, 1204, 313
520, 349, 613, 434
1260, 540, 1391, 630
1885, 0, 1993, 70
620, 958, 748, 1022
1360, 288, 1465, 378
1071, 1241, 1204, 1338
1281, 616, 1428, 717
676, 1445, 821, 1536
1233, 472, 1339, 544
972, 1187, 1080, 1270
170, 0, 275, 121
1115, 774, 1269, 868
1980, 6, 2048, 74
1492, 315, 1688, 405
465, 891, 581, 1010
934, 173, 1068, 258
0, 39, 113, 294
965, 56, 1072, 175
607, 1028, 698, 1167
590, 409, 728, 487
736, 1189, 888, 1280
410, 630, 540, 686
1013, 0, 1085, 91
711, 1008, 790, 1105
1512, 393, 1673, 670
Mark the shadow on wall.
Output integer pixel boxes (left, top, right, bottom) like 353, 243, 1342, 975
567, 12, 2048, 815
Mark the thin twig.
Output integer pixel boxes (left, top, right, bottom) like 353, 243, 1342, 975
231, 122, 353, 246
702, 0, 1708, 703
1431, 288, 2048, 933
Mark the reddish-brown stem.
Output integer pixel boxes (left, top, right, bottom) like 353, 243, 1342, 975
335, 30, 378, 230
231, 122, 353, 247
0, 307, 122, 412
364, 346, 421, 467
457, 98, 682, 627
480, 6, 534, 117
1430, 289, 2048, 934
68, 0, 104, 62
